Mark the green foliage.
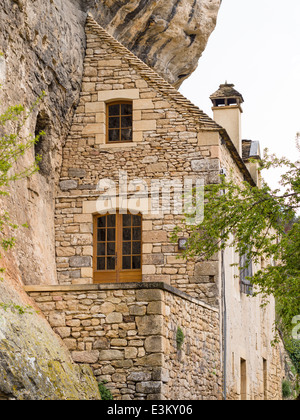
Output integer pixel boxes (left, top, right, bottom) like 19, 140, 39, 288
0, 301, 34, 315
282, 380, 292, 399
98, 381, 114, 400
172, 147, 300, 327
172, 143, 300, 374
176, 326, 185, 350
0, 89, 46, 279
0, 97, 45, 186
285, 339, 300, 375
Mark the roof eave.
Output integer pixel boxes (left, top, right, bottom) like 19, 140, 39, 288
219, 129, 256, 187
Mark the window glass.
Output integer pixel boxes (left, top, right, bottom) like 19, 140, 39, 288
123, 256, 131, 270
109, 104, 120, 116
107, 102, 132, 143
121, 103, 132, 115
132, 256, 141, 270
240, 252, 253, 295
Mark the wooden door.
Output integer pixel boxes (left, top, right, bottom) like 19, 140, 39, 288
93, 212, 142, 283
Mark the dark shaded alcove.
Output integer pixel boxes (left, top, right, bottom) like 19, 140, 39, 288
34, 111, 51, 178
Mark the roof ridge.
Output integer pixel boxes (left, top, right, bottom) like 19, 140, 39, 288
85, 14, 221, 130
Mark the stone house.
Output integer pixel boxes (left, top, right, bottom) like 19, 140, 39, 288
25, 15, 284, 400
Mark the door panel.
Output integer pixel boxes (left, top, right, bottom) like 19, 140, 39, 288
93, 213, 142, 283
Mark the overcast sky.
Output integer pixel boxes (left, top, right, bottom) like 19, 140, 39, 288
180, 0, 300, 190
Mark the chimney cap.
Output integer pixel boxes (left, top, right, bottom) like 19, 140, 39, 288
210, 82, 244, 105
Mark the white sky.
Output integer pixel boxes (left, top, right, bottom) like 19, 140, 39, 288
180, 0, 300, 190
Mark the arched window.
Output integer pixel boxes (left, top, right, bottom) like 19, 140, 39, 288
107, 101, 133, 143
93, 212, 142, 283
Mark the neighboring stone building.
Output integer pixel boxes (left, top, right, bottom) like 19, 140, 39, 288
25, 15, 284, 400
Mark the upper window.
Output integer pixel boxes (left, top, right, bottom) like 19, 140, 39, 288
107, 101, 133, 143
240, 252, 253, 295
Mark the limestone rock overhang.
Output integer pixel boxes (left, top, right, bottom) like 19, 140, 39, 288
85, 0, 222, 89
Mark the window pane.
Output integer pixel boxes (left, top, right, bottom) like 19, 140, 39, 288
132, 256, 141, 269
123, 228, 131, 241
107, 228, 115, 242
123, 242, 131, 255
95, 212, 142, 277
97, 229, 106, 242
123, 214, 131, 227
109, 104, 120, 116
97, 216, 106, 228
97, 243, 105, 256
108, 129, 120, 142
133, 227, 141, 240
132, 241, 141, 255
97, 257, 105, 271
123, 256, 131, 270
107, 242, 115, 256
107, 215, 116, 227
133, 215, 141, 226
121, 116, 132, 128
107, 257, 115, 270
121, 103, 132, 115
121, 129, 132, 141
109, 117, 120, 129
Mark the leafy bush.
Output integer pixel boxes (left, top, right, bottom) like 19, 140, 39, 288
176, 326, 185, 350
282, 380, 292, 399
286, 339, 300, 375
98, 381, 113, 400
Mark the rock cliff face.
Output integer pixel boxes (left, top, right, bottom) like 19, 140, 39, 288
0, 0, 220, 400
0, 0, 87, 286
0, 280, 100, 400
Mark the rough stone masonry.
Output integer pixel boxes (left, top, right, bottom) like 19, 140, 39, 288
26, 283, 222, 400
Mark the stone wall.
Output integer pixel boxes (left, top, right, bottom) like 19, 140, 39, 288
25, 282, 222, 400
163, 287, 221, 399
54, 16, 222, 306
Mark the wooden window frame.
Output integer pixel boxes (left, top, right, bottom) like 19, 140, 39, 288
240, 252, 253, 295
93, 212, 142, 284
106, 101, 133, 144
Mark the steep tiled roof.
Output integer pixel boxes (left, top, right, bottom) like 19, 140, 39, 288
86, 14, 221, 131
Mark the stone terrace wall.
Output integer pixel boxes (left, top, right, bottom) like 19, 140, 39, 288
163, 289, 222, 399
25, 282, 222, 400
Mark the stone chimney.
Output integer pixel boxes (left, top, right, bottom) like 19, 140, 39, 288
210, 83, 244, 156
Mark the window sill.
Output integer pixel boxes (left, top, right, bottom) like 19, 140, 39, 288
99, 142, 146, 149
